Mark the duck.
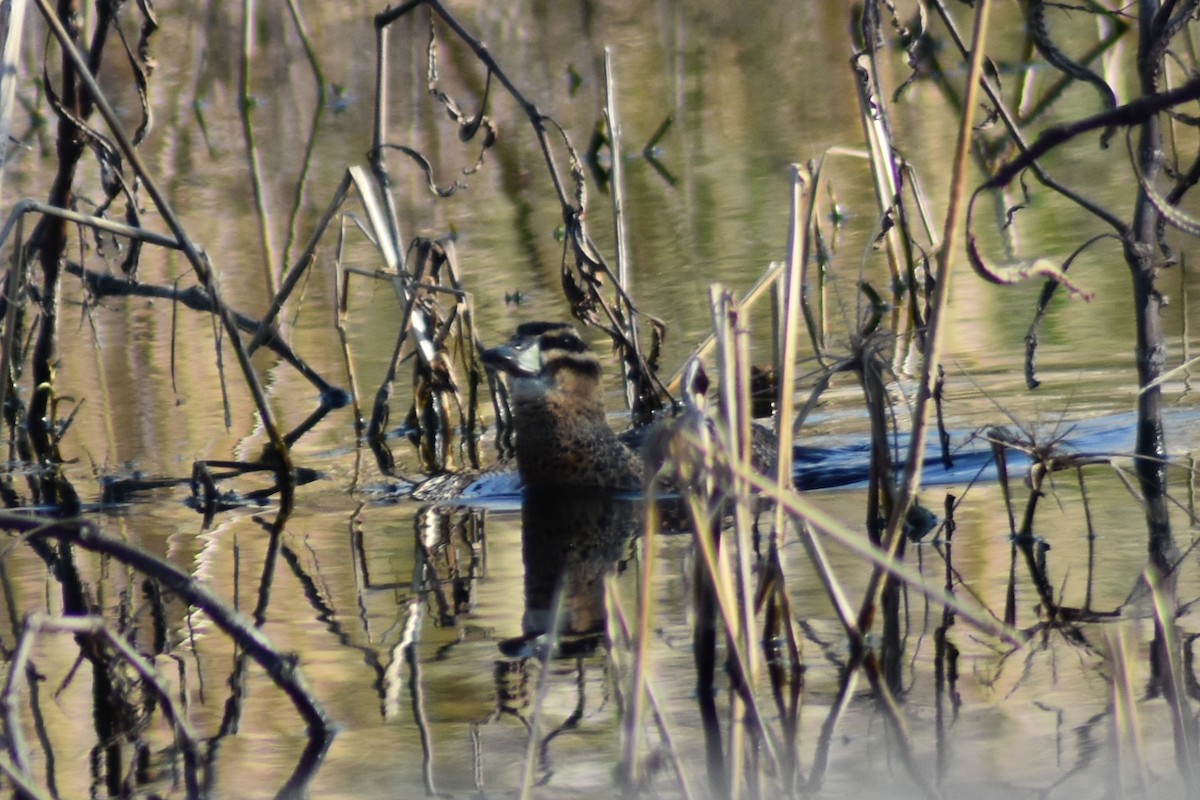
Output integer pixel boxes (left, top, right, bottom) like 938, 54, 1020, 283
480, 321, 644, 492
406, 321, 772, 503
405, 323, 942, 541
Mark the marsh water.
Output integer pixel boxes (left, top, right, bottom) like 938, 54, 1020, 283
6, 1, 1200, 798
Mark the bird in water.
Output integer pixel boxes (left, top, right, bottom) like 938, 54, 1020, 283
407, 320, 781, 503
408, 322, 940, 541
480, 321, 644, 491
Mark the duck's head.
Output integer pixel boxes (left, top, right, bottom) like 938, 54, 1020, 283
482, 322, 642, 490
481, 322, 603, 407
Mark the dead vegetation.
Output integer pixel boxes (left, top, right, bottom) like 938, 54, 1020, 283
0, 0, 1197, 797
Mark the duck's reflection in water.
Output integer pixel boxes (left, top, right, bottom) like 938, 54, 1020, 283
478, 490, 643, 788
500, 488, 642, 660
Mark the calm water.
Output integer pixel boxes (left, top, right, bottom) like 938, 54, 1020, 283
4, 1, 1200, 798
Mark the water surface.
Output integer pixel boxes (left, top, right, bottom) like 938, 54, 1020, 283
4, 1, 1200, 798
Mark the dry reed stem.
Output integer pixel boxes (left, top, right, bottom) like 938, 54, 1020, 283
604, 48, 629, 294
369, 11, 407, 271
797, 155, 831, 360
761, 163, 808, 743
1104, 624, 1149, 795
606, 569, 697, 800
872, 0, 994, 621
1145, 566, 1199, 792
0, 0, 27, 206
731, 306, 759, 668
852, 42, 902, 285
603, 48, 634, 316
239, 0, 280, 297
686, 436, 1020, 644
620, 488, 659, 787
711, 287, 763, 797
603, 48, 646, 414
774, 165, 808, 495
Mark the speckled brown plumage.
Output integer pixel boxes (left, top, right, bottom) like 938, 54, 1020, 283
482, 322, 643, 491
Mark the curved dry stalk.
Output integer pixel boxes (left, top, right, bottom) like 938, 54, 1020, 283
1023, 233, 1119, 388
964, 190, 1096, 297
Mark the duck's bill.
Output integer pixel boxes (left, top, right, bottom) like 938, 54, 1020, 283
481, 343, 540, 377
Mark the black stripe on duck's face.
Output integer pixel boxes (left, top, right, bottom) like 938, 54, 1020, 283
542, 351, 601, 380
482, 322, 594, 379
537, 332, 590, 354
514, 321, 575, 338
